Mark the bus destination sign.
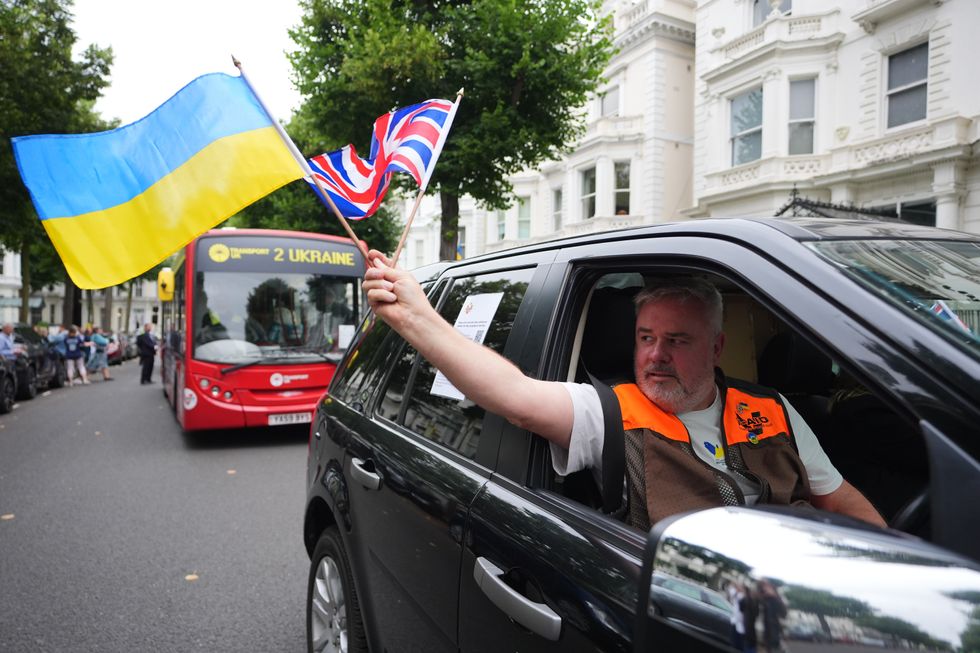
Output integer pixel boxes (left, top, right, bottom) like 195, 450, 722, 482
196, 235, 364, 275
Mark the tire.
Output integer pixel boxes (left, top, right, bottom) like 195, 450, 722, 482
0, 374, 15, 414
49, 360, 66, 389
16, 366, 37, 400
306, 527, 368, 653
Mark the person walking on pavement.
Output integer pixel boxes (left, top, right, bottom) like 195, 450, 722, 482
0, 323, 15, 361
136, 323, 157, 385
86, 326, 113, 381
63, 326, 89, 385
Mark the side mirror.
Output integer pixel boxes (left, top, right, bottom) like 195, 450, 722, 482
636, 507, 980, 652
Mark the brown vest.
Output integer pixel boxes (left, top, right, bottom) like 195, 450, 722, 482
614, 376, 811, 530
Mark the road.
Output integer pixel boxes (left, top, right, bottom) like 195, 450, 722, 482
0, 359, 311, 652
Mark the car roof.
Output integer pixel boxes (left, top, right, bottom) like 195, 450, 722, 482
403, 216, 979, 276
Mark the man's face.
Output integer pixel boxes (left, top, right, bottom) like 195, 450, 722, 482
2, 325, 11, 336
633, 296, 724, 414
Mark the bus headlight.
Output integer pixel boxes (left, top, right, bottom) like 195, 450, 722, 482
210, 385, 220, 398
199, 378, 210, 390
223, 391, 233, 401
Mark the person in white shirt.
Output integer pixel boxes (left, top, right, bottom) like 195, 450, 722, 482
361, 250, 884, 529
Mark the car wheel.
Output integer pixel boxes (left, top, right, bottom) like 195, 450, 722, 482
49, 360, 66, 389
0, 374, 15, 414
16, 366, 37, 400
307, 527, 368, 653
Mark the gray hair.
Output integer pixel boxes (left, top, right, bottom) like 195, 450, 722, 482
633, 278, 724, 334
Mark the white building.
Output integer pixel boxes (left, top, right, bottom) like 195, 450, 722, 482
689, 0, 980, 231
0, 249, 25, 324
398, 0, 697, 266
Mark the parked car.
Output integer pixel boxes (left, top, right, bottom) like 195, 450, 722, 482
0, 356, 17, 414
123, 332, 138, 360
304, 216, 980, 653
10, 323, 65, 399
106, 334, 123, 366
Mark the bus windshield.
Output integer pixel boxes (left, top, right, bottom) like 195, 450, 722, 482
191, 235, 363, 365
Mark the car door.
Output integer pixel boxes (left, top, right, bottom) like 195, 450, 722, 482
338, 254, 554, 652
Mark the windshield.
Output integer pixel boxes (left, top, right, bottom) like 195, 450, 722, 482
807, 239, 980, 359
193, 270, 361, 365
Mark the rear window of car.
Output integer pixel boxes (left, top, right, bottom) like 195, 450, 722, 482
378, 268, 534, 458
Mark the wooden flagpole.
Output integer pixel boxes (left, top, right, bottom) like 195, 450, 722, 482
390, 88, 464, 268
232, 56, 372, 267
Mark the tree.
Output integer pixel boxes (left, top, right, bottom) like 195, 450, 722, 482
289, 0, 613, 260
0, 0, 112, 320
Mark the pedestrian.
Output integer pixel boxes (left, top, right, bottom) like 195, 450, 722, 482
86, 326, 113, 381
0, 323, 15, 361
742, 583, 760, 653
759, 579, 787, 652
63, 326, 89, 385
136, 322, 157, 385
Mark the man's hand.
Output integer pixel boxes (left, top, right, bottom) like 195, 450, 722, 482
363, 250, 439, 341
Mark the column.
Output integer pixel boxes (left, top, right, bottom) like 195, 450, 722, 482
595, 155, 614, 218
932, 160, 965, 231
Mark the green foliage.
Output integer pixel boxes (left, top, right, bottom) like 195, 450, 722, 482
0, 0, 112, 315
289, 0, 613, 258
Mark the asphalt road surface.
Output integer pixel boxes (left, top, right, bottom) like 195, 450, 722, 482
0, 359, 311, 652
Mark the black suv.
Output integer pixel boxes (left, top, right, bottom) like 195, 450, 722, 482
304, 217, 980, 652
10, 323, 65, 399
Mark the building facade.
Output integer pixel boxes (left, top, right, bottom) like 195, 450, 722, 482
689, 0, 979, 230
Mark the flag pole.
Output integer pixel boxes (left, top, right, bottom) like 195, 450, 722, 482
232, 56, 373, 266
390, 88, 464, 268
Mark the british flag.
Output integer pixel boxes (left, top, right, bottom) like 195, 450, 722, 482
307, 99, 455, 219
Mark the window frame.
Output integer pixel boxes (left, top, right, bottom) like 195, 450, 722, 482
581, 167, 597, 219
614, 161, 631, 215
730, 87, 764, 166
788, 78, 816, 155
600, 85, 620, 118
553, 187, 563, 231
886, 41, 929, 129
517, 196, 531, 239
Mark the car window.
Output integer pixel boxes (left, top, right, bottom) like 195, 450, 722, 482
330, 316, 393, 410
379, 268, 534, 459
550, 265, 929, 536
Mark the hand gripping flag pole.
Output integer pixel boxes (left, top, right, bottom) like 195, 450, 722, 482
390, 88, 463, 269
232, 56, 373, 266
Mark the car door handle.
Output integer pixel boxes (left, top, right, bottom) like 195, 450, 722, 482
473, 557, 561, 641
350, 457, 381, 490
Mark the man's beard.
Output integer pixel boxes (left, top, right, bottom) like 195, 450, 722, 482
635, 363, 715, 414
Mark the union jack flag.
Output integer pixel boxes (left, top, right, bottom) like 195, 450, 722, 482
307, 99, 456, 219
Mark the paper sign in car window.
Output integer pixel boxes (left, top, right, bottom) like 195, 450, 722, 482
430, 292, 505, 400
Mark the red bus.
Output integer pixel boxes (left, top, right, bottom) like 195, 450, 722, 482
158, 228, 365, 431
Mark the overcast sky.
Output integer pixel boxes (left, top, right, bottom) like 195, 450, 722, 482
71, 0, 304, 125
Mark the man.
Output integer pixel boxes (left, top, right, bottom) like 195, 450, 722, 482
362, 250, 885, 530
0, 323, 15, 361
136, 323, 157, 385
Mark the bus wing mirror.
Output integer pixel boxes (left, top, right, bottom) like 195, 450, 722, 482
158, 267, 175, 302
635, 506, 980, 653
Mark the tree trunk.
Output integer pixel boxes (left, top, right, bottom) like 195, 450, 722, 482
61, 273, 74, 328
19, 243, 30, 324
85, 289, 94, 327
124, 282, 134, 332
439, 192, 460, 262
104, 284, 115, 331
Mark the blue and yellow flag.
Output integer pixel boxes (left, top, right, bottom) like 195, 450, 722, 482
11, 72, 305, 289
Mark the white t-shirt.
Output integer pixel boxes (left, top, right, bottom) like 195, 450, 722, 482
549, 383, 843, 504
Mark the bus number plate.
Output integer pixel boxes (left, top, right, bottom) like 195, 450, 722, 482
268, 412, 312, 426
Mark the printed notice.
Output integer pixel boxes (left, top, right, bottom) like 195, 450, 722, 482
431, 292, 505, 400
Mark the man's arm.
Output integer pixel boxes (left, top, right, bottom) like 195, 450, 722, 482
811, 480, 886, 527
363, 250, 575, 448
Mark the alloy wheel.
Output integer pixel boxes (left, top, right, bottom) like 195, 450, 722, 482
310, 555, 348, 653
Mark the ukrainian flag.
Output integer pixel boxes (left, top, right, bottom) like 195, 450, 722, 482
12, 73, 305, 289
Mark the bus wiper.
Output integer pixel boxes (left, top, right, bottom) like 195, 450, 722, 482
219, 358, 264, 375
